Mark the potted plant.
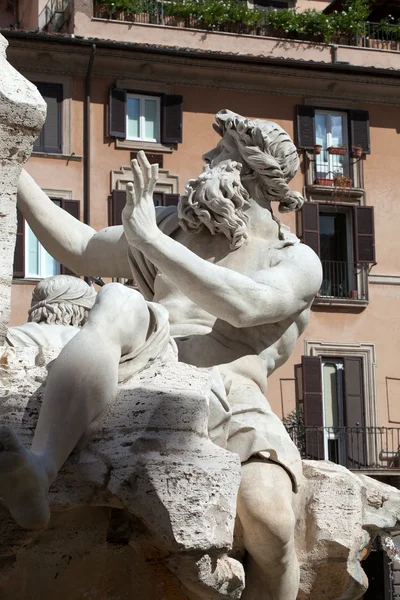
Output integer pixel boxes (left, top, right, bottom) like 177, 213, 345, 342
314, 177, 334, 186
333, 175, 352, 188
328, 145, 347, 156
314, 144, 322, 155
351, 145, 363, 158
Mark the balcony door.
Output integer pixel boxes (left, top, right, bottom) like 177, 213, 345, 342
319, 206, 354, 298
321, 357, 366, 468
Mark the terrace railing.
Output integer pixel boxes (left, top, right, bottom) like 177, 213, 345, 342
287, 426, 400, 471
39, 0, 71, 31
91, 3, 400, 52
319, 261, 368, 302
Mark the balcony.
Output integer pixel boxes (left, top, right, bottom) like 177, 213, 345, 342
91, 2, 400, 52
39, 0, 71, 32
307, 147, 364, 191
287, 426, 400, 473
318, 261, 369, 302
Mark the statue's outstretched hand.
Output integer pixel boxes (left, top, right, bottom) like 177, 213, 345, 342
122, 151, 160, 248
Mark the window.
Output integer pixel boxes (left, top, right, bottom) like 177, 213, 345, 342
126, 94, 160, 143
108, 190, 180, 226
296, 202, 375, 302
14, 199, 80, 279
109, 88, 183, 145
33, 83, 63, 154
296, 105, 370, 188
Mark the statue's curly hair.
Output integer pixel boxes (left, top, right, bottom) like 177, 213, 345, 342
214, 110, 304, 214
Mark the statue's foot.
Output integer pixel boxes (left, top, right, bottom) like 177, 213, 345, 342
0, 425, 50, 530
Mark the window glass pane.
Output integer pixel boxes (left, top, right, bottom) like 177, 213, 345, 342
127, 97, 140, 139
26, 224, 39, 276
330, 115, 344, 147
315, 113, 327, 148
41, 247, 59, 277
144, 99, 157, 140
323, 363, 339, 429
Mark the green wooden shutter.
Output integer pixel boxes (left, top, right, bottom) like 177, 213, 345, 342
13, 207, 25, 278
164, 193, 180, 207
109, 88, 126, 139
162, 95, 183, 144
298, 202, 320, 256
343, 356, 366, 467
296, 105, 315, 150
354, 205, 375, 263
109, 190, 127, 226
349, 110, 370, 155
302, 355, 324, 460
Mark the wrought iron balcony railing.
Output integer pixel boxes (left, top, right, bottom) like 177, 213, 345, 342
319, 261, 368, 302
39, 0, 70, 32
91, 4, 400, 52
287, 426, 400, 471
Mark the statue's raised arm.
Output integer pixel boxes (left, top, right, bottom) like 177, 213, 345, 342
18, 170, 131, 277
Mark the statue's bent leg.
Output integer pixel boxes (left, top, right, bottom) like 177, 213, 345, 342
0, 283, 149, 530
237, 460, 299, 600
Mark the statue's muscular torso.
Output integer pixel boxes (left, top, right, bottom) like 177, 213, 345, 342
152, 227, 311, 377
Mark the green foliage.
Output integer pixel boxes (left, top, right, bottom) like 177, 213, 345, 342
282, 408, 305, 454
95, 0, 378, 43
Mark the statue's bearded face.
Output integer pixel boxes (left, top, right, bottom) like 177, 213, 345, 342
178, 161, 251, 250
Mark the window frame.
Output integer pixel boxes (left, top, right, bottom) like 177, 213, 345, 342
32, 82, 63, 155
24, 219, 61, 279
126, 93, 161, 144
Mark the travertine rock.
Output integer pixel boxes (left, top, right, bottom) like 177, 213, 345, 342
0, 346, 243, 599
297, 460, 400, 600
0, 34, 46, 343
2, 347, 400, 600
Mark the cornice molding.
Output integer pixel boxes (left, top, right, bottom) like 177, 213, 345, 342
6, 38, 400, 105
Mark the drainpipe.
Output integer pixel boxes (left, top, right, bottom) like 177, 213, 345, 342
84, 43, 96, 226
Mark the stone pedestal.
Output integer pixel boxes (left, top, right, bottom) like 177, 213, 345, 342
0, 34, 46, 343
0, 346, 243, 600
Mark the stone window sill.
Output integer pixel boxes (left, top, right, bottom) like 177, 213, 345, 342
31, 152, 82, 162
12, 278, 44, 285
305, 184, 365, 201
313, 296, 369, 309
115, 139, 174, 153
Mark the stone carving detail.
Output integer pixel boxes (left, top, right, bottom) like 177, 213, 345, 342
0, 33, 46, 344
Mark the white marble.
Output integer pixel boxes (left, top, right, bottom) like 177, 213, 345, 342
11, 109, 324, 599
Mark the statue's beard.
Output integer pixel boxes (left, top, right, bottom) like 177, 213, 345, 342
178, 161, 251, 250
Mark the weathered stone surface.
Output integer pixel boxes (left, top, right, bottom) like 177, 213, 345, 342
296, 460, 400, 600
0, 34, 46, 344
0, 346, 243, 599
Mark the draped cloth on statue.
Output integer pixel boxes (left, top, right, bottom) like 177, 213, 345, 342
125, 207, 302, 491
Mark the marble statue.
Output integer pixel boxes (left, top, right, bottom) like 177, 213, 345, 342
1, 110, 322, 600
6, 275, 96, 348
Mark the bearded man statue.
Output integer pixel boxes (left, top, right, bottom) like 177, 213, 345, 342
1, 109, 322, 600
